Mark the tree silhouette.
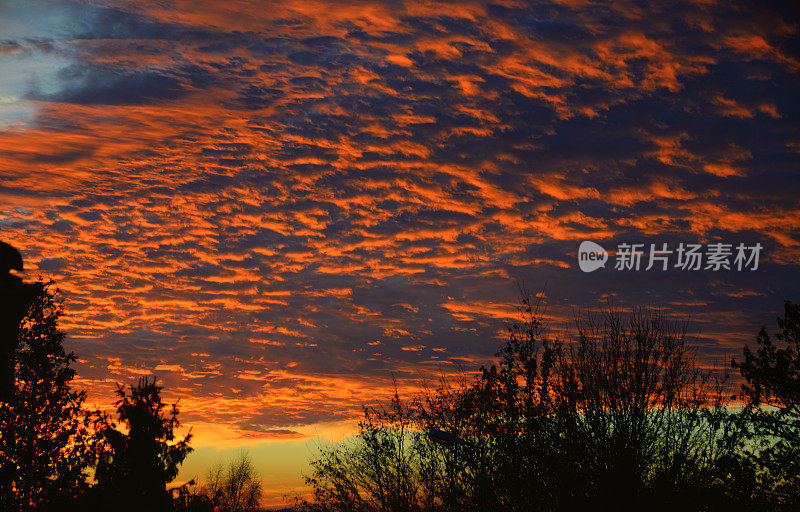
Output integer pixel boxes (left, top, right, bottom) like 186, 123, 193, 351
203, 451, 263, 512
93, 376, 193, 512
545, 307, 733, 510
733, 300, 800, 507
0, 279, 94, 511
299, 300, 751, 512
300, 392, 430, 512
173, 452, 263, 512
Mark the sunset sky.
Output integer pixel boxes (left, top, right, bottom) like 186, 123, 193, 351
1, 0, 799, 506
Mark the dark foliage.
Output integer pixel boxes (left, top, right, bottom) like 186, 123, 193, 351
0, 280, 94, 511
90, 376, 193, 512
174, 451, 263, 512
2, 272, 797, 512
732, 301, 800, 508
0, 275, 198, 511
298, 299, 800, 512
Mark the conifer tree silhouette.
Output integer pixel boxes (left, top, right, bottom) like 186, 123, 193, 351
93, 376, 192, 512
0, 279, 94, 511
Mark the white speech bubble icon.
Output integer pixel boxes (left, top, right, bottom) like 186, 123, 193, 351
578, 241, 608, 272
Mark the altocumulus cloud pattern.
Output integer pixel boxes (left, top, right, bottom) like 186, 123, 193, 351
0, 0, 799, 439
